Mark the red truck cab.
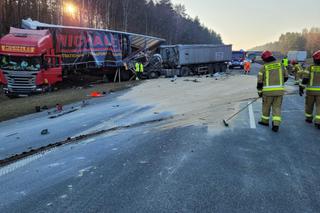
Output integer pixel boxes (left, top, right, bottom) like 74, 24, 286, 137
0, 27, 62, 95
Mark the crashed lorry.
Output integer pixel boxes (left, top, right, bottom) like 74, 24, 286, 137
148, 44, 232, 78
0, 19, 164, 96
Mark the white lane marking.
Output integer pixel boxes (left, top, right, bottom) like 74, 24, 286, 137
248, 102, 256, 129
0, 151, 51, 177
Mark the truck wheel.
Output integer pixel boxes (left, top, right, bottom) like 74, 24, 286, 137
148, 71, 159, 79
120, 71, 130, 81
214, 64, 220, 73
181, 67, 191, 77
7, 93, 18, 99
220, 64, 227, 72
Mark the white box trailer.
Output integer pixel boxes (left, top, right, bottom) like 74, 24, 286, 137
287, 51, 307, 62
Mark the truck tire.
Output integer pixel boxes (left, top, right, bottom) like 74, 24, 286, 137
220, 64, 227, 72
180, 67, 191, 77
214, 64, 220, 73
148, 71, 159, 79
120, 70, 130, 81
7, 93, 18, 99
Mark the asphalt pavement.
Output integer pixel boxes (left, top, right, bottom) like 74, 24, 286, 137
0, 65, 320, 213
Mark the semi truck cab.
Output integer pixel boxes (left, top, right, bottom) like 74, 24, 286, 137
0, 27, 62, 96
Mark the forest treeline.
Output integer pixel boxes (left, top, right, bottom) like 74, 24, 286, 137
0, 0, 222, 45
251, 28, 320, 56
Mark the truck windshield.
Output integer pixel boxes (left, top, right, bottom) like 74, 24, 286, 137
0, 55, 41, 71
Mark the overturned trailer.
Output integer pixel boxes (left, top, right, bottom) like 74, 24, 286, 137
0, 19, 164, 95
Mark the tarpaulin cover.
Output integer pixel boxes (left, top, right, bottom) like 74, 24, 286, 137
22, 19, 165, 68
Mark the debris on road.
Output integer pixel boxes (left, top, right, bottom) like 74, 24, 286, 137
56, 104, 63, 112
35, 106, 41, 113
183, 79, 201, 83
41, 129, 49, 135
48, 108, 79, 119
5, 133, 18, 138
81, 100, 89, 107
171, 75, 178, 82
90, 91, 104, 97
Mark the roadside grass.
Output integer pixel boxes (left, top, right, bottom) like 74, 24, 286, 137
0, 81, 139, 122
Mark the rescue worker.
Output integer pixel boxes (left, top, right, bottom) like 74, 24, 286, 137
257, 50, 289, 132
299, 50, 320, 129
292, 60, 304, 85
140, 62, 144, 77
135, 61, 141, 80
244, 60, 251, 74
135, 62, 144, 80
282, 56, 289, 69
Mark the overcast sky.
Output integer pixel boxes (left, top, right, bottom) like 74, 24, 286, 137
171, 0, 320, 50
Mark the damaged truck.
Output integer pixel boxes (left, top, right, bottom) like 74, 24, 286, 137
0, 19, 164, 96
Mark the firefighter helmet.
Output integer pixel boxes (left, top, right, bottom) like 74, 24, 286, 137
261, 50, 273, 61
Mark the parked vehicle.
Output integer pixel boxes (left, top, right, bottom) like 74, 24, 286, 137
229, 51, 246, 69
0, 19, 164, 96
159, 44, 232, 77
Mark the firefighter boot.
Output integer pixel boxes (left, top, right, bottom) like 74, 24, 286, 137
272, 123, 279, 132
305, 118, 313, 124
258, 121, 269, 127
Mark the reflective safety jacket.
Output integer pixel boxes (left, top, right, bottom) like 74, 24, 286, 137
135, 62, 140, 72
140, 63, 144, 73
302, 65, 320, 95
294, 63, 304, 82
258, 61, 288, 96
282, 58, 289, 67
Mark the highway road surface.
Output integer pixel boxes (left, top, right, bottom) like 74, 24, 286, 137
0, 65, 320, 213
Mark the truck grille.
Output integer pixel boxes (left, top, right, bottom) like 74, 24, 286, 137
3, 71, 37, 93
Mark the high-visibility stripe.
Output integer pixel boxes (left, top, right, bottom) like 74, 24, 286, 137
306, 88, 320, 91
135, 63, 140, 72
310, 71, 314, 86
272, 116, 282, 122
279, 69, 283, 86
315, 115, 320, 119
311, 66, 320, 72
261, 115, 270, 120
258, 72, 263, 76
263, 87, 285, 92
305, 113, 313, 118
265, 69, 269, 87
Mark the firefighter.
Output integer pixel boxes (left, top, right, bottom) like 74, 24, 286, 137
299, 50, 320, 129
282, 56, 289, 69
292, 60, 304, 85
257, 50, 289, 132
140, 62, 144, 76
135, 61, 141, 80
